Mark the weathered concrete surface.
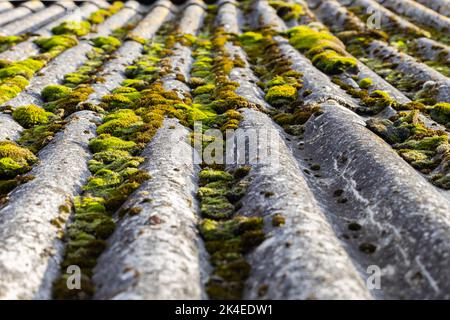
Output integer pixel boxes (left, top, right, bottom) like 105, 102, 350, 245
0, 114, 22, 141
337, 0, 429, 37
216, 0, 243, 34
0, 1, 45, 28
413, 0, 450, 17
277, 36, 360, 109
303, 101, 450, 299
412, 37, 450, 65
0, 1, 13, 14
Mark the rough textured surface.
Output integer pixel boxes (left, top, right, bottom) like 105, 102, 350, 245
93, 119, 208, 300
413, 37, 450, 64
368, 40, 450, 102
229, 108, 372, 300
0, 113, 23, 141
0, 1, 101, 61
86, 0, 175, 103
216, 0, 243, 34
3, 3, 140, 109
413, 0, 450, 17
251, 0, 287, 33
0, 1, 45, 28
178, 0, 207, 34
0, 1, 73, 36
0, 0, 449, 301
0, 1, 13, 14
304, 101, 450, 299
161, 1, 205, 97
0, 110, 100, 300
376, 0, 450, 33
278, 36, 359, 108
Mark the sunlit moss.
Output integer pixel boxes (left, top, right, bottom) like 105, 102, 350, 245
12, 105, 51, 128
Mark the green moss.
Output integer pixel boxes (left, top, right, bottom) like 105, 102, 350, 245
0, 175, 35, 198
367, 119, 411, 144
41, 84, 72, 102
88, 150, 143, 174
35, 35, 78, 52
63, 73, 90, 86
200, 196, 235, 219
193, 84, 215, 95
359, 77, 373, 89
88, 134, 137, 153
287, 26, 357, 75
395, 135, 448, 152
12, 105, 51, 128
0, 141, 37, 178
265, 76, 286, 88
51, 21, 91, 36
287, 26, 341, 49
265, 84, 297, 107
91, 36, 121, 51
199, 169, 233, 184
200, 213, 264, 299
202, 216, 265, 299
83, 169, 122, 191
88, 1, 124, 25
0, 76, 29, 104
358, 90, 397, 114
269, 1, 305, 21
44, 85, 94, 115
400, 101, 426, 111
239, 32, 264, 46
0, 158, 26, 178
273, 112, 294, 125
97, 112, 140, 135
432, 175, 450, 189
0, 58, 45, 80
